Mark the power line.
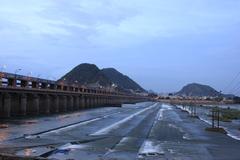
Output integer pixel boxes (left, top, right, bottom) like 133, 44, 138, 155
224, 71, 240, 93
230, 79, 240, 94
233, 85, 240, 95
235, 89, 240, 97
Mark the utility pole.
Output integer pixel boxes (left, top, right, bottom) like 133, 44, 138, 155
217, 108, 220, 128
211, 107, 220, 129
212, 108, 215, 128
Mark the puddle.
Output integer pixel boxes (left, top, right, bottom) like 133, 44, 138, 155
138, 140, 165, 158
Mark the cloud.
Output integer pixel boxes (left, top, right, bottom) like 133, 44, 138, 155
0, 0, 240, 93
1, 0, 240, 48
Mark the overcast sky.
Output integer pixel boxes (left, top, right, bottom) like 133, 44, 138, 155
0, 0, 240, 94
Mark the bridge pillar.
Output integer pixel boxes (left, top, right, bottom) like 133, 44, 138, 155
89, 96, 93, 108
94, 97, 97, 106
97, 97, 101, 107
85, 96, 90, 108
32, 81, 39, 88
8, 78, 16, 87
67, 96, 74, 111
111, 97, 115, 106
41, 83, 47, 89
1, 93, 11, 118
19, 93, 27, 116
91, 96, 94, 107
10, 93, 19, 116
80, 95, 85, 109
0, 93, 2, 116
0, 76, 2, 86
112, 97, 116, 106
21, 80, 28, 88
43, 95, 50, 114
100, 97, 105, 106
59, 95, 67, 112
94, 97, 98, 107
106, 97, 110, 106
103, 97, 106, 106
32, 94, 40, 115
82, 96, 89, 109
102, 97, 106, 106
50, 84, 56, 90
90, 96, 95, 108
51, 95, 59, 113
85, 96, 91, 108
73, 96, 79, 110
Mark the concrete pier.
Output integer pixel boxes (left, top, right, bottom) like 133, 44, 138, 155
19, 94, 27, 116
73, 96, 79, 110
59, 96, 67, 112
2, 93, 11, 118
51, 95, 59, 113
67, 96, 74, 111
28, 94, 40, 115
80, 96, 85, 109
41, 95, 50, 114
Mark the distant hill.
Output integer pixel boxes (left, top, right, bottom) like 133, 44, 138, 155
176, 83, 221, 97
59, 63, 111, 86
58, 63, 145, 92
101, 68, 145, 92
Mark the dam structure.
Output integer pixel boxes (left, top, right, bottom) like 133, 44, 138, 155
0, 72, 148, 118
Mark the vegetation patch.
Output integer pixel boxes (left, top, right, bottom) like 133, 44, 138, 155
205, 127, 227, 134
207, 108, 240, 122
220, 108, 240, 122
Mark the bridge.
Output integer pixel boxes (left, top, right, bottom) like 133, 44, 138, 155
0, 72, 148, 118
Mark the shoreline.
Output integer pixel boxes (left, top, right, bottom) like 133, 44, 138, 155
157, 99, 238, 106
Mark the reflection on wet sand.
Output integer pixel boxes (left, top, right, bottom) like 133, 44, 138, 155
0, 131, 9, 141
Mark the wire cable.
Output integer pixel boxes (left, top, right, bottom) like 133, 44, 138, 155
224, 72, 240, 93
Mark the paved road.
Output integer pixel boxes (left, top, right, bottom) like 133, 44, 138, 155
1, 102, 240, 160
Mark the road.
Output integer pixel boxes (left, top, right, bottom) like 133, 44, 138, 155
1, 102, 240, 160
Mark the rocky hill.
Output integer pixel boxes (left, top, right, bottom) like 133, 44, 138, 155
176, 83, 221, 97
101, 68, 145, 92
58, 63, 145, 92
58, 63, 111, 86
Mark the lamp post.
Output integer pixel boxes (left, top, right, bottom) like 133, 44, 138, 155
35, 74, 41, 89
74, 80, 78, 86
0, 65, 6, 86
0, 64, 6, 72
61, 78, 66, 90
14, 68, 22, 87
27, 71, 33, 88
0, 73, 3, 87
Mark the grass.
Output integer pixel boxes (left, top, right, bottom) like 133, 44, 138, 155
220, 108, 240, 122
207, 108, 240, 122
205, 127, 227, 134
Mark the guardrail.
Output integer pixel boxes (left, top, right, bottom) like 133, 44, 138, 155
0, 72, 135, 97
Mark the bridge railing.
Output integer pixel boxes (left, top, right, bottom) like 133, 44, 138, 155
0, 72, 136, 97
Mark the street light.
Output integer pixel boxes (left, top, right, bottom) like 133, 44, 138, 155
27, 71, 33, 77
27, 71, 33, 81
0, 65, 6, 86
0, 64, 7, 72
15, 68, 22, 74
14, 69, 22, 87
